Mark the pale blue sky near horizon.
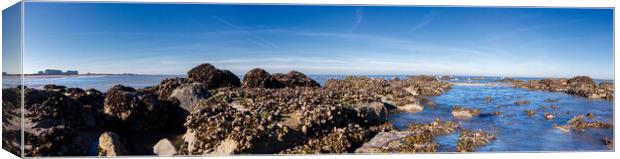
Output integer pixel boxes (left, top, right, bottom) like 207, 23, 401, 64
18, 3, 614, 79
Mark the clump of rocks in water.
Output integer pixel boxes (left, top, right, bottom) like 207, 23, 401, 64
456, 129, 496, 152
502, 76, 614, 100
451, 106, 480, 120
355, 118, 461, 153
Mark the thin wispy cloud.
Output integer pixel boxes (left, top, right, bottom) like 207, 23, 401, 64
409, 11, 439, 33
348, 7, 364, 33
210, 15, 279, 49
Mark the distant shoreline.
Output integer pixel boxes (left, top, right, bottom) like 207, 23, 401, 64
1, 74, 614, 81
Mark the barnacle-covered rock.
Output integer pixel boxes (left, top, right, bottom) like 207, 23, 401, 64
513, 76, 613, 100
153, 78, 192, 102
451, 106, 480, 120
187, 63, 241, 89
281, 124, 372, 154
242, 68, 284, 88
356, 118, 459, 153
103, 84, 170, 132
456, 129, 496, 152
272, 71, 320, 88
22, 88, 93, 156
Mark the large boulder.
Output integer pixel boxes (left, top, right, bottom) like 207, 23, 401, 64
352, 102, 388, 125
187, 63, 241, 89
597, 82, 614, 100
22, 88, 92, 156
98, 131, 126, 156
170, 83, 210, 112
242, 68, 284, 88
272, 71, 320, 88
153, 78, 191, 102
566, 76, 597, 97
153, 138, 177, 156
103, 85, 170, 132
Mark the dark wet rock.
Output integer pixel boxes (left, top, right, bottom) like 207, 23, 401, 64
103, 84, 170, 132
451, 106, 480, 120
43, 84, 67, 93
21, 88, 97, 156
187, 63, 241, 89
98, 131, 127, 156
483, 96, 493, 103
242, 68, 284, 88
2, 88, 22, 156
351, 102, 389, 125
513, 100, 531, 105
153, 78, 192, 102
153, 138, 177, 156
586, 112, 595, 118
525, 109, 535, 117
272, 71, 320, 88
456, 129, 496, 152
602, 137, 613, 149
544, 98, 558, 102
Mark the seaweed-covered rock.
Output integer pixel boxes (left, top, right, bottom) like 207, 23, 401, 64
98, 131, 126, 156
242, 68, 283, 88
273, 71, 320, 88
187, 63, 241, 89
451, 106, 480, 120
457, 129, 496, 152
103, 85, 170, 132
567, 115, 613, 130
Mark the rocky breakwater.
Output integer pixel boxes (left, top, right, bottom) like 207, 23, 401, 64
504, 76, 613, 100
324, 76, 451, 113
1, 63, 454, 156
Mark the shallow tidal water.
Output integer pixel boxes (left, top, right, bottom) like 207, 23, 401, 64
2, 75, 614, 152
390, 82, 614, 152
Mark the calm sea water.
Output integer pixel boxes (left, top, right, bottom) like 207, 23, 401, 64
2, 75, 614, 152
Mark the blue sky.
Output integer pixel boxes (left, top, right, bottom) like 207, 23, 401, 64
22, 3, 614, 79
